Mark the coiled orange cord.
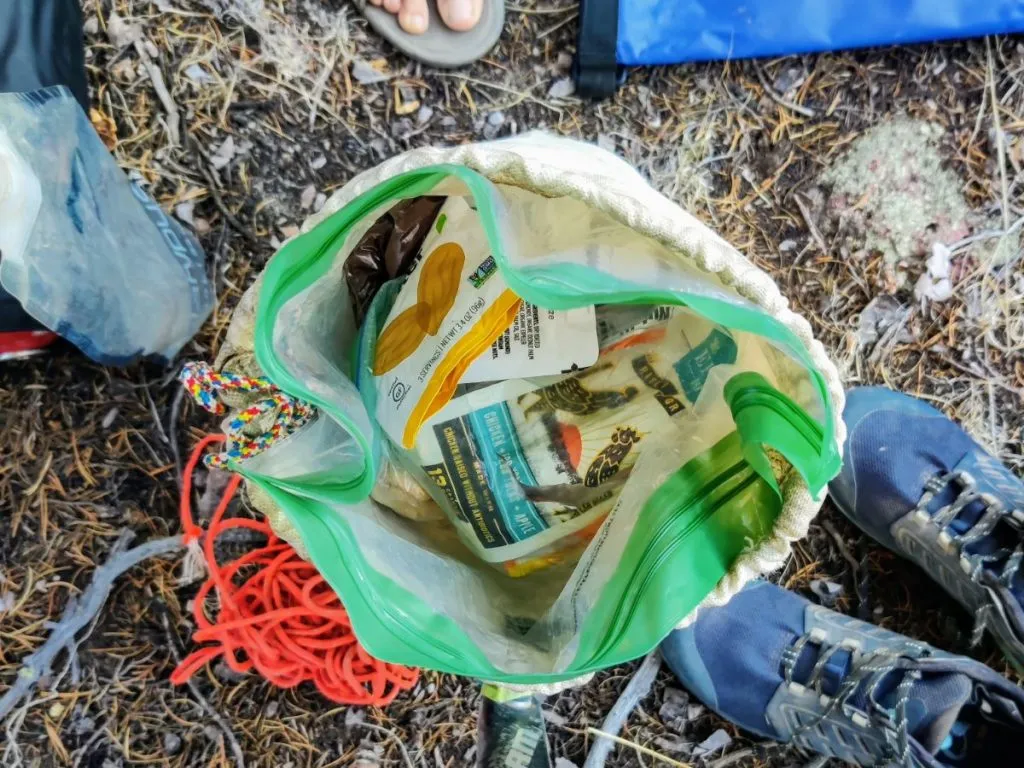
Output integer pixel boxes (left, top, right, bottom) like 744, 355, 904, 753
172, 434, 419, 705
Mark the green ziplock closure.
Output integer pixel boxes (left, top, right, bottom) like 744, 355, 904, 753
724, 372, 836, 498
239, 374, 831, 682
571, 430, 777, 672
242, 169, 454, 501
239, 164, 842, 682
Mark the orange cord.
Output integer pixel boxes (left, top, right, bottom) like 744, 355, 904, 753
172, 434, 419, 705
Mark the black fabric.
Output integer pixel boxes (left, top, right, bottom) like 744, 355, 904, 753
0, 291, 42, 334
574, 0, 620, 99
0, 0, 88, 111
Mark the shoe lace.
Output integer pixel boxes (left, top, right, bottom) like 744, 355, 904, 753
916, 470, 1024, 645
781, 630, 929, 767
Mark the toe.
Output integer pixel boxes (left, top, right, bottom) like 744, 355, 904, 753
437, 0, 483, 32
398, 0, 429, 34
383, 0, 401, 14
369, 0, 383, 5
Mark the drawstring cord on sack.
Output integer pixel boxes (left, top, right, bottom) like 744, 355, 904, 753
179, 362, 316, 468
173, 432, 419, 706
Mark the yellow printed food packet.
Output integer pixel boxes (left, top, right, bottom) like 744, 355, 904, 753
372, 197, 521, 449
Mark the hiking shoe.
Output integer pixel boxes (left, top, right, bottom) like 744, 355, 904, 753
829, 387, 1024, 672
660, 581, 1024, 767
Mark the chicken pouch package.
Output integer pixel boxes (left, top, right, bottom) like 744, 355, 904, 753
210, 136, 845, 685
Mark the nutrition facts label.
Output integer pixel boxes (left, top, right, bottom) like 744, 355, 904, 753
461, 302, 599, 384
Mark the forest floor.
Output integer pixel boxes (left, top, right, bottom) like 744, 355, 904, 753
1, 1, 1022, 767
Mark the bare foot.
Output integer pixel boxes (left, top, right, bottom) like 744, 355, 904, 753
367, 0, 482, 35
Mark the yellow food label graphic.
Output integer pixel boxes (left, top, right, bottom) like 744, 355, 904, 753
416, 242, 465, 335
373, 303, 427, 375
372, 242, 466, 375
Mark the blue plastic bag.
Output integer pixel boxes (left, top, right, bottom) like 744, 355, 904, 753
577, 0, 1024, 95
0, 88, 214, 364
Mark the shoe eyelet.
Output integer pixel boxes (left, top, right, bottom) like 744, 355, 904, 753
937, 530, 955, 553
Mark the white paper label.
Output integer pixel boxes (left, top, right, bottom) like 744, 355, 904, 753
460, 302, 599, 384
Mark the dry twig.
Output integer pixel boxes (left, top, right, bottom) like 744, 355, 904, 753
0, 532, 184, 721
586, 727, 691, 768
583, 651, 663, 768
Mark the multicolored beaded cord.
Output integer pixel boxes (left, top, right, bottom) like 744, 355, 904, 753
179, 361, 316, 468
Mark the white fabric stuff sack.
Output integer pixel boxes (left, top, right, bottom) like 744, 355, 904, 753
216, 133, 846, 643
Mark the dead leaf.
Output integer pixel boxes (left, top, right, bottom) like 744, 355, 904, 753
89, 108, 118, 150
44, 717, 70, 764
393, 84, 420, 116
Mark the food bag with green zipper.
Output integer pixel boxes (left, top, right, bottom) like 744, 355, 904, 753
211, 133, 846, 686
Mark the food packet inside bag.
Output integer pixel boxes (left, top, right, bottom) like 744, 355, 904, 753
394, 303, 751, 576
370, 196, 598, 450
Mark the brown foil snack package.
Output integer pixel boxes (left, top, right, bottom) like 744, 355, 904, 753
344, 196, 446, 324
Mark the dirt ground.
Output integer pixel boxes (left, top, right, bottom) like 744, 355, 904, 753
2, 2, 1023, 767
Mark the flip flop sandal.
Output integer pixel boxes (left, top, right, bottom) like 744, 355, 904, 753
355, 0, 504, 68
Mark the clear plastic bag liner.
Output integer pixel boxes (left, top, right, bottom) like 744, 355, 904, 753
241, 165, 839, 679
0, 88, 212, 363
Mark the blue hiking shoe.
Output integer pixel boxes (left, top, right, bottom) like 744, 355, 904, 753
660, 581, 1024, 767
829, 387, 1024, 672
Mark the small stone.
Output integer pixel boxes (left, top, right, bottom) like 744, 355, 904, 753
185, 64, 215, 85
543, 709, 567, 726
48, 702, 65, 719
310, 155, 327, 170
314, 193, 327, 212
416, 105, 434, 125
352, 59, 388, 85
111, 59, 136, 82
487, 111, 505, 127
659, 688, 693, 732
70, 713, 96, 736
441, 115, 458, 128
300, 184, 316, 210
857, 294, 912, 348
653, 735, 693, 755
391, 118, 414, 140
265, 701, 279, 718
83, 16, 100, 35
915, 273, 953, 302
345, 708, 366, 727
692, 728, 732, 758
163, 733, 182, 756
210, 136, 236, 170
773, 66, 805, 96
175, 202, 196, 227
926, 241, 952, 278
107, 12, 141, 48
213, 659, 248, 683
810, 579, 845, 607
556, 52, 573, 71
778, 239, 797, 252
279, 225, 300, 240
547, 77, 575, 100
